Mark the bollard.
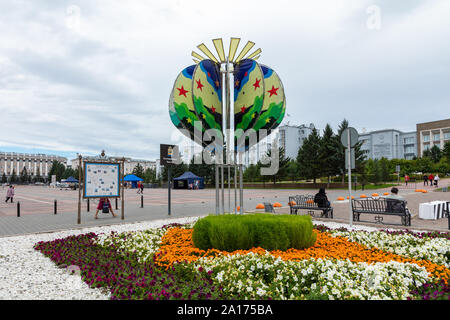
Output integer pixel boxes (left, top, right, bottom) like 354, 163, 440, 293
141, 195, 143, 208
115, 198, 118, 210
87, 198, 90, 212
17, 201, 20, 217
54, 200, 57, 215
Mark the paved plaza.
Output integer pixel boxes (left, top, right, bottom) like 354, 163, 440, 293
0, 180, 449, 237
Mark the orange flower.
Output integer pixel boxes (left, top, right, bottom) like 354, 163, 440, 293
154, 227, 450, 283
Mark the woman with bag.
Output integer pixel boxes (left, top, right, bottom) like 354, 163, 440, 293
5, 185, 14, 203
94, 197, 116, 219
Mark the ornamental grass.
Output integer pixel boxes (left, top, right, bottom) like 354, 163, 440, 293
154, 227, 450, 283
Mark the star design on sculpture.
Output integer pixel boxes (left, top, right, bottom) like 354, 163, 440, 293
253, 78, 261, 90
211, 106, 216, 113
196, 79, 204, 91
267, 85, 279, 97
177, 86, 188, 97
241, 105, 246, 113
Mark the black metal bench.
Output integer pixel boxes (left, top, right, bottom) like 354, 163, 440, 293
351, 198, 411, 226
263, 202, 275, 213
288, 195, 333, 218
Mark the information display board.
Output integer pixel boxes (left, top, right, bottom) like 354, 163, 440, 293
160, 144, 180, 166
83, 162, 120, 198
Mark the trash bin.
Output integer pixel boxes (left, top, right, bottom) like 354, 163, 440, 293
443, 186, 448, 192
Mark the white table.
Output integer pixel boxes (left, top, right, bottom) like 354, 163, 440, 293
419, 201, 448, 220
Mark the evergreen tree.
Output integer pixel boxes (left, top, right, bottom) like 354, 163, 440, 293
132, 163, 145, 178
286, 160, 299, 182
442, 142, 450, 161
48, 160, 66, 182
263, 146, 290, 184
334, 119, 367, 182
10, 169, 17, 183
429, 145, 442, 163
318, 123, 338, 183
20, 167, 29, 183
297, 128, 322, 183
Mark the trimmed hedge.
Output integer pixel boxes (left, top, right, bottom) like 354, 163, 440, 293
192, 214, 317, 252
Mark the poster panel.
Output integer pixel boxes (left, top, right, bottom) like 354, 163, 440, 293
83, 162, 120, 198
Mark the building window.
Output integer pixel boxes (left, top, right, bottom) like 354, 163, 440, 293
424, 144, 430, 151
433, 133, 440, 141
404, 146, 415, 154
434, 143, 440, 149
444, 132, 450, 140
404, 137, 415, 144
423, 135, 430, 142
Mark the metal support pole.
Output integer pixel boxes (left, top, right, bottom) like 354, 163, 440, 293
215, 164, 219, 215
121, 158, 125, 220
17, 201, 20, 217
234, 164, 237, 214
168, 166, 171, 216
87, 198, 90, 212
54, 200, 57, 215
115, 198, 118, 210
77, 155, 82, 224
221, 165, 224, 215
348, 131, 353, 227
141, 195, 143, 208
228, 166, 230, 214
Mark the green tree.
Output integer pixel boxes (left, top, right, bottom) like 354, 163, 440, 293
286, 160, 299, 182
263, 146, 290, 184
243, 164, 260, 183
1, 173, 6, 184
48, 160, 66, 182
132, 163, 145, 178
429, 145, 442, 163
318, 123, 339, 183
442, 142, 450, 160
297, 128, 322, 183
20, 167, 29, 183
334, 119, 367, 182
9, 169, 17, 183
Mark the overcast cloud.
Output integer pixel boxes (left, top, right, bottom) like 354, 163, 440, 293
0, 0, 449, 161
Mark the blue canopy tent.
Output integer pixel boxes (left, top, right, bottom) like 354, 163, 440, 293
173, 171, 204, 189
123, 174, 143, 189
64, 176, 79, 183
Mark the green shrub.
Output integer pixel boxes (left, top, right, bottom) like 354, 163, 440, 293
192, 214, 316, 252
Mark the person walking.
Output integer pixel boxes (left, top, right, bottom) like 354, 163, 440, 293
137, 182, 141, 194
94, 197, 116, 219
423, 174, 428, 186
428, 173, 434, 186
5, 185, 14, 203
140, 181, 144, 194
434, 174, 440, 187
405, 174, 410, 186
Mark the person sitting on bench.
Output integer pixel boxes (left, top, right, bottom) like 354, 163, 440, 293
314, 188, 331, 215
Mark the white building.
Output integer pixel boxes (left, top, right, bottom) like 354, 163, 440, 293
278, 123, 315, 160
358, 129, 417, 160
70, 156, 156, 175
0, 152, 67, 178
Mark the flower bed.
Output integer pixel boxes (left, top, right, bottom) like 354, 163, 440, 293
33, 221, 450, 300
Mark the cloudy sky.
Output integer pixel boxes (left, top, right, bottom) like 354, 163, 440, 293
0, 0, 449, 161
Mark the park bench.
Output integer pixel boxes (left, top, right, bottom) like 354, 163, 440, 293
351, 197, 411, 226
442, 201, 450, 230
263, 202, 275, 213
288, 195, 333, 218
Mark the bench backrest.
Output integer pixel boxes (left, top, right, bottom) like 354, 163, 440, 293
263, 202, 275, 213
352, 198, 406, 213
289, 195, 322, 208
